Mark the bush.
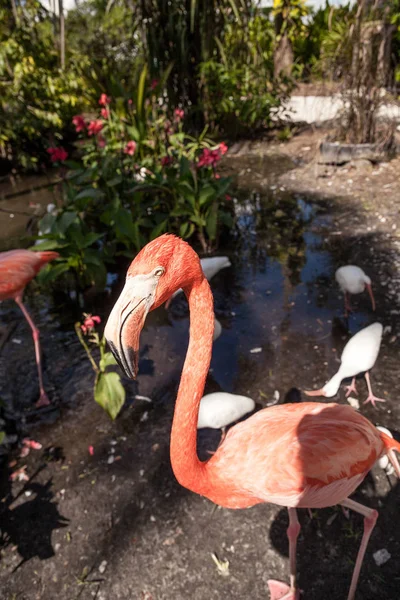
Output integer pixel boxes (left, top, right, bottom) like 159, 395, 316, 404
33, 80, 234, 289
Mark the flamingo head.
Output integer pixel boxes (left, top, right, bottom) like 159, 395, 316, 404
104, 234, 203, 378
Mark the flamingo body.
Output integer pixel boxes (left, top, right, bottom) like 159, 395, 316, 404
0, 250, 58, 301
105, 234, 400, 600
197, 392, 255, 430
203, 402, 385, 509
0, 249, 59, 407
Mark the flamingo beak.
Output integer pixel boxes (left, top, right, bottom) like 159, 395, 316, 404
303, 388, 327, 397
366, 283, 376, 311
104, 272, 160, 379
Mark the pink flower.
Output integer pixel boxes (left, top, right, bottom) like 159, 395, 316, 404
81, 314, 101, 334
215, 173, 221, 179
88, 120, 103, 136
225, 194, 232, 201
97, 135, 106, 148
72, 114, 86, 133
197, 148, 221, 168
128, 99, 133, 105
151, 79, 159, 91
174, 108, 184, 122
47, 147, 68, 162
100, 108, 110, 119
161, 156, 172, 167
22, 439, 42, 450
88, 446, 94, 456
219, 142, 228, 155
99, 93, 111, 106
124, 141, 137, 156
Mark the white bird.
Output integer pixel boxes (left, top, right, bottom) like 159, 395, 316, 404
165, 256, 231, 309
375, 426, 396, 475
305, 322, 385, 407
213, 317, 222, 341
335, 265, 375, 316
197, 392, 255, 430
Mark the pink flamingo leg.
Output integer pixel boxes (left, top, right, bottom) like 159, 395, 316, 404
363, 372, 385, 408
344, 292, 352, 317
341, 498, 378, 600
345, 377, 358, 397
15, 296, 50, 407
268, 508, 300, 600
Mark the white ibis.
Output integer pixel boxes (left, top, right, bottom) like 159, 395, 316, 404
375, 426, 400, 476
305, 322, 385, 407
213, 317, 222, 341
197, 392, 255, 430
335, 265, 375, 316
165, 256, 231, 309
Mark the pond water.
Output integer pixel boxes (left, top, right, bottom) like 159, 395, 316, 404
0, 158, 374, 434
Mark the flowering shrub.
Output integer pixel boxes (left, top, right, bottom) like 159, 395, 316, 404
35, 79, 234, 288
75, 314, 125, 420
62, 84, 233, 254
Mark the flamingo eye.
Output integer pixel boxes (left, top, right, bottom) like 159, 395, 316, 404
154, 266, 165, 277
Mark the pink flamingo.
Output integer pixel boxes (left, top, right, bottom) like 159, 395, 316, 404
105, 235, 400, 600
0, 249, 59, 407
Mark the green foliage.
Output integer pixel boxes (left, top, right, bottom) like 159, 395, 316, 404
75, 316, 126, 420
200, 15, 291, 135
34, 87, 233, 280
31, 210, 107, 289
0, 1, 87, 169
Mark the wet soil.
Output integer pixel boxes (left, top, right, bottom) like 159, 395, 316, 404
1, 128, 400, 600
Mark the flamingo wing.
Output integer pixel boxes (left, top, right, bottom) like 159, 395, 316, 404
0, 250, 41, 299
207, 403, 384, 509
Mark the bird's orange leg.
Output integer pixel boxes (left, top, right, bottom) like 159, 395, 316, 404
340, 498, 378, 600
267, 508, 300, 600
345, 378, 358, 397
363, 372, 385, 408
15, 297, 50, 407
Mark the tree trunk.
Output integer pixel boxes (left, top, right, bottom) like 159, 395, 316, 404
59, 0, 65, 70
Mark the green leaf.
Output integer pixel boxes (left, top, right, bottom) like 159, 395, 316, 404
137, 64, 148, 119
81, 232, 104, 248
99, 352, 117, 371
74, 188, 105, 201
30, 239, 63, 251
180, 222, 189, 237
190, 215, 206, 227
199, 184, 216, 206
150, 219, 168, 240
106, 175, 123, 187
0, 431, 5, 445
94, 372, 126, 420
206, 202, 218, 241
36, 262, 70, 284
56, 211, 78, 234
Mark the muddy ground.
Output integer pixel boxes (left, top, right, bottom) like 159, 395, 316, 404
1, 126, 400, 600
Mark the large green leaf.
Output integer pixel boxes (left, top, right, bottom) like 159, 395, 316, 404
30, 239, 64, 251
199, 184, 216, 206
206, 202, 218, 241
94, 372, 126, 420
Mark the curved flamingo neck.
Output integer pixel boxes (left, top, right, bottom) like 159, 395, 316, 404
170, 276, 214, 492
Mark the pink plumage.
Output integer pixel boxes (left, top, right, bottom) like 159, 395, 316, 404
0, 248, 59, 406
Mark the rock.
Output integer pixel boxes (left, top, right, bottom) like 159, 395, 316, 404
98, 560, 107, 574
373, 548, 391, 567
